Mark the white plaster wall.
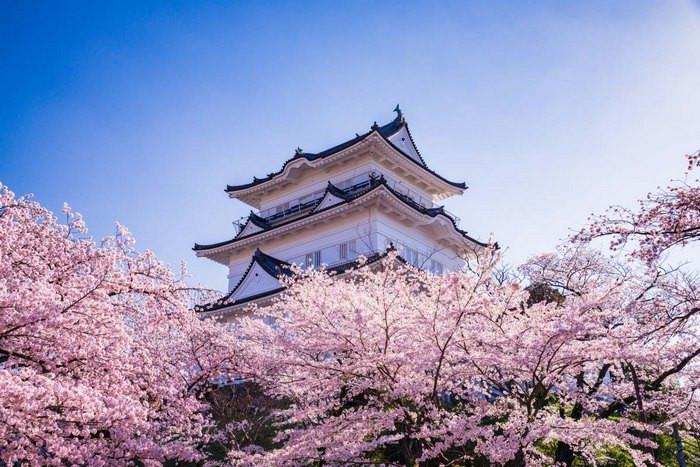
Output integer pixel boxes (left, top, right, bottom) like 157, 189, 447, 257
258, 164, 434, 217
258, 161, 379, 211
230, 262, 283, 301
371, 212, 466, 272
226, 206, 468, 290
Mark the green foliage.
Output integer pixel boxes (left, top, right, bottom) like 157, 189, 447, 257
654, 433, 680, 466
596, 446, 635, 467
685, 436, 700, 464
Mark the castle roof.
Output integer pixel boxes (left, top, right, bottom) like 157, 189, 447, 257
195, 246, 404, 314
194, 176, 488, 257
224, 109, 466, 196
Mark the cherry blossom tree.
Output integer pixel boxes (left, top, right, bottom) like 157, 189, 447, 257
522, 246, 699, 466
575, 150, 700, 265
0, 185, 238, 466
231, 154, 700, 466
232, 242, 698, 466
5, 151, 700, 466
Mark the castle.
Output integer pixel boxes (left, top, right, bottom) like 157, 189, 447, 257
194, 107, 487, 317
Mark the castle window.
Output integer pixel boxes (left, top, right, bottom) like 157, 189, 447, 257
275, 202, 289, 215
306, 250, 321, 268
339, 240, 358, 261
408, 248, 420, 266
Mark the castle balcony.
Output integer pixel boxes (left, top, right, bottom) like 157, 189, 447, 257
232, 171, 461, 234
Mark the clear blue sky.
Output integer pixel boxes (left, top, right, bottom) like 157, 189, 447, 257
2, 1, 699, 290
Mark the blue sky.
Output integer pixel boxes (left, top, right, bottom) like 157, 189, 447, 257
2, 1, 700, 290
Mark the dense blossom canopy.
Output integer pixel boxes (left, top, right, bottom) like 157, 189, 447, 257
0, 185, 237, 466
3, 153, 700, 466
232, 246, 698, 465
229, 156, 700, 466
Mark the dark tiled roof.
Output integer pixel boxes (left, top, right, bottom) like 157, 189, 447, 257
195, 249, 292, 312
248, 212, 272, 229
195, 247, 404, 313
234, 211, 272, 239
250, 248, 293, 278
325, 180, 352, 200
225, 112, 466, 193
194, 176, 488, 252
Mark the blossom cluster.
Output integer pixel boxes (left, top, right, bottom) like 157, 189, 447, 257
0, 185, 238, 466
3, 151, 700, 466
231, 245, 698, 465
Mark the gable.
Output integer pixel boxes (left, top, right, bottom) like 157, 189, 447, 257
238, 220, 265, 238
313, 191, 346, 212
387, 125, 424, 166
230, 261, 284, 302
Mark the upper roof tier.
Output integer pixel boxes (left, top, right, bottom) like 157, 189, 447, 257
225, 107, 467, 208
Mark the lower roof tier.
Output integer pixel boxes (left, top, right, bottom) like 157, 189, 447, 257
195, 247, 406, 316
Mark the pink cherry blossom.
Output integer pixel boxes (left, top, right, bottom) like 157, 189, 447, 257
574, 150, 700, 265
228, 244, 697, 465
0, 185, 238, 465
4, 151, 700, 466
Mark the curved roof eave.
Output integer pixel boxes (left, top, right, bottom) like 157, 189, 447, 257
195, 249, 291, 312
194, 178, 488, 253
195, 247, 406, 313
374, 129, 467, 191
401, 122, 427, 167
224, 116, 466, 194
224, 130, 373, 193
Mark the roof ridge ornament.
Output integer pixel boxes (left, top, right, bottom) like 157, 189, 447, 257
294, 147, 304, 156
371, 121, 379, 131
393, 104, 403, 122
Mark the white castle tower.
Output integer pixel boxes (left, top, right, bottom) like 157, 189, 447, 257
194, 107, 487, 316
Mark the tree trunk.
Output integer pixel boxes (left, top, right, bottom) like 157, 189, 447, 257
553, 398, 584, 466
398, 436, 417, 467
554, 441, 575, 466
672, 423, 687, 467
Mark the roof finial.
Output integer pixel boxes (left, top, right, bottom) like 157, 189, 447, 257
295, 147, 304, 156
393, 104, 403, 121
371, 121, 379, 131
